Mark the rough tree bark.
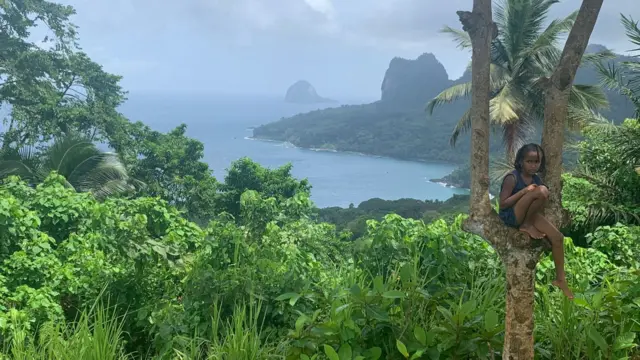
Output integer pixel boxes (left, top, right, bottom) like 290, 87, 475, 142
540, 0, 604, 225
459, 0, 604, 359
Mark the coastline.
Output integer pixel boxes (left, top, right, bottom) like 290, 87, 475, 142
246, 134, 470, 192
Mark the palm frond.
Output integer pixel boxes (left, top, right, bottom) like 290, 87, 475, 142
427, 64, 511, 115
450, 108, 472, 147
607, 122, 640, 166
489, 82, 525, 125
77, 153, 134, 198
581, 49, 617, 67
500, 0, 559, 58
500, 114, 534, 158
621, 14, 640, 52
565, 108, 609, 133
0, 146, 44, 183
489, 156, 515, 186
568, 84, 609, 114
426, 82, 472, 115
440, 25, 471, 50
529, 10, 577, 54
491, 39, 511, 68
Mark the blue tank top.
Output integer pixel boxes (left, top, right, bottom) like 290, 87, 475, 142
499, 169, 544, 214
498, 170, 545, 226
503, 169, 544, 195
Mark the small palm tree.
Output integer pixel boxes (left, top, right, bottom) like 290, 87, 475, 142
427, 0, 609, 160
595, 14, 640, 119
0, 134, 139, 199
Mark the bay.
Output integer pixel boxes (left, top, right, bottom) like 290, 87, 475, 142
118, 92, 469, 208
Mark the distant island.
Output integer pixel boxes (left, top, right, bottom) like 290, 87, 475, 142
255, 44, 636, 173
285, 80, 335, 104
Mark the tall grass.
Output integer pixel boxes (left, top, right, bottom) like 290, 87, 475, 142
0, 299, 282, 360
172, 301, 282, 360
1, 303, 130, 360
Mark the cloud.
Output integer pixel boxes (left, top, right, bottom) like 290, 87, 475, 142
62, 0, 341, 46
352, 0, 640, 54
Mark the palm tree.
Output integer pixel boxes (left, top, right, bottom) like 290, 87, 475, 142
426, 0, 610, 160
0, 134, 139, 199
595, 14, 640, 119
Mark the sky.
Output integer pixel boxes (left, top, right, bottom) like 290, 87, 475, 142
54, 0, 640, 101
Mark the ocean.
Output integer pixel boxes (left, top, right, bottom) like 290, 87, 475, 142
118, 92, 469, 208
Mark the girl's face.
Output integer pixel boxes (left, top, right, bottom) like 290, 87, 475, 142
522, 151, 541, 175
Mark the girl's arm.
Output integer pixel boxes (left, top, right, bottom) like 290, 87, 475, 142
499, 175, 533, 209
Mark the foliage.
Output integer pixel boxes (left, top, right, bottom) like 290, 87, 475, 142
0, 133, 136, 199
563, 119, 640, 237
0, 173, 207, 354
218, 157, 312, 221
427, 0, 609, 158
253, 102, 497, 164
1, 0, 129, 150
596, 14, 640, 119
1, 174, 638, 358
113, 122, 220, 225
316, 195, 470, 239
1, 0, 639, 359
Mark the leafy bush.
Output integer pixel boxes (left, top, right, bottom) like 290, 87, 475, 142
1, 173, 639, 359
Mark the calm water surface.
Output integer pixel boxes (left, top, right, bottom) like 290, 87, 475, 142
118, 92, 469, 208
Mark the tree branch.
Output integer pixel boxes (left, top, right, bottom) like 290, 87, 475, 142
541, 0, 604, 227
458, 1, 496, 221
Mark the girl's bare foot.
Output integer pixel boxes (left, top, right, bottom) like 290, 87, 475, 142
519, 224, 546, 239
552, 279, 574, 300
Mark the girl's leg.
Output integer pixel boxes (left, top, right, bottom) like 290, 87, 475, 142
513, 187, 548, 239
532, 214, 574, 300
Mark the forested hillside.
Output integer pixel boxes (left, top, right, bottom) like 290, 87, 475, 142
253, 46, 636, 165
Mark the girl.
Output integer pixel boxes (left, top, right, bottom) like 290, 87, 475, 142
498, 143, 573, 300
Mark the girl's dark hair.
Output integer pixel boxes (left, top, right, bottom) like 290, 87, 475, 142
514, 143, 546, 173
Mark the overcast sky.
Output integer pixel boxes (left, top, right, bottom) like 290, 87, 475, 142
57, 0, 639, 100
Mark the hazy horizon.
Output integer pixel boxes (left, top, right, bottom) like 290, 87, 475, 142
48, 0, 640, 100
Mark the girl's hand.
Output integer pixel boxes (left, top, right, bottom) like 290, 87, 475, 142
525, 184, 537, 193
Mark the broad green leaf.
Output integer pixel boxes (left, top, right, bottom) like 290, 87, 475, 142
396, 340, 409, 358
338, 343, 352, 360
324, 345, 340, 360
484, 309, 498, 331
614, 332, 636, 350
290, 293, 302, 306
365, 347, 382, 360
275, 292, 299, 301
588, 328, 608, 351
382, 290, 405, 299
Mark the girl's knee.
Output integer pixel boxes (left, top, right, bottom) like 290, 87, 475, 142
534, 186, 549, 200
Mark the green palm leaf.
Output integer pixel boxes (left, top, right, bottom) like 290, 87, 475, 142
426, 82, 471, 115
441, 25, 471, 50
0, 134, 139, 199
450, 108, 472, 147
428, 0, 612, 153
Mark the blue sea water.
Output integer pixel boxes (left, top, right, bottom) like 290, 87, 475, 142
118, 92, 469, 208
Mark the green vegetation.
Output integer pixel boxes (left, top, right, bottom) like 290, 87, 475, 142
0, 134, 136, 199
317, 195, 470, 239
427, 0, 608, 157
254, 103, 492, 164
0, 0, 639, 358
